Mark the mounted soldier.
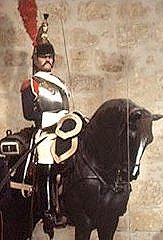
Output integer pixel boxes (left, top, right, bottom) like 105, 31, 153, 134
0, 1, 87, 237
20, 12, 72, 233
0, 3, 85, 237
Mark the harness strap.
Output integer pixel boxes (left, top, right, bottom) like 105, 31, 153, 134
81, 150, 126, 191
22, 132, 36, 197
10, 181, 33, 192
82, 153, 107, 186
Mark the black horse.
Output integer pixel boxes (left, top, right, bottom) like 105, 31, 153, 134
62, 98, 163, 240
0, 98, 162, 240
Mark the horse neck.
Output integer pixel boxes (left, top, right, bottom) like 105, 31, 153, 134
80, 130, 122, 184
81, 123, 131, 183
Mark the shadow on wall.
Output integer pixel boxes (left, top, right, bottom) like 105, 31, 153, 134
152, 231, 163, 240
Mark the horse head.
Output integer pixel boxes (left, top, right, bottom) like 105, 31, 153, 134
128, 106, 163, 180
82, 99, 163, 183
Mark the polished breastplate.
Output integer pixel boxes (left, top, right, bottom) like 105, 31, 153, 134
37, 79, 69, 113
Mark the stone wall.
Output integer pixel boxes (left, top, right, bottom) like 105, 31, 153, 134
0, 0, 163, 239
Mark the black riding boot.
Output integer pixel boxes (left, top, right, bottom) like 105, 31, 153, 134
36, 164, 66, 239
37, 164, 55, 239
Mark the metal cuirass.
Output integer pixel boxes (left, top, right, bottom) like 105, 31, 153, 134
35, 77, 69, 113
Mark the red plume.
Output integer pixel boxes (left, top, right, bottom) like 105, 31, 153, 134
18, 0, 38, 45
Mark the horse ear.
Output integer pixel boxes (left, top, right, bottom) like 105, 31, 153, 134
130, 108, 142, 122
152, 114, 163, 121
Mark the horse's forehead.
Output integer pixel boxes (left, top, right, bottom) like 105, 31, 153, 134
92, 99, 153, 125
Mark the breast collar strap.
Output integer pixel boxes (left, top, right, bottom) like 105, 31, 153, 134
81, 152, 129, 194
81, 149, 107, 186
